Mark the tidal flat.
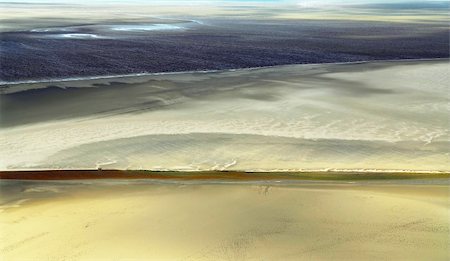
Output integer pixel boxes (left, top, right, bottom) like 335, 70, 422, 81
1, 60, 449, 171
1, 2, 449, 261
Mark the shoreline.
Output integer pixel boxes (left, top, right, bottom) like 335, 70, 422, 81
1, 58, 447, 87
1, 169, 449, 181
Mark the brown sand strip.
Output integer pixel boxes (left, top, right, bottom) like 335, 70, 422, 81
0, 170, 449, 181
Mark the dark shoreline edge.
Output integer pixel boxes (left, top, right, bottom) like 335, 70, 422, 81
1, 58, 448, 87
1, 170, 449, 181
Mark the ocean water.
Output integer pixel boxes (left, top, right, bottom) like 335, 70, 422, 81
1, 18, 448, 82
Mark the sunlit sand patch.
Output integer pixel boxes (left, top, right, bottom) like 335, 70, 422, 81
0, 180, 448, 260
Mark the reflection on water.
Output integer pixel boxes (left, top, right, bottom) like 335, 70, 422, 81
111, 24, 183, 31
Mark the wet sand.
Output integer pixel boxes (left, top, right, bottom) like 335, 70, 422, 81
1, 178, 449, 260
1, 169, 449, 181
1, 60, 449, 171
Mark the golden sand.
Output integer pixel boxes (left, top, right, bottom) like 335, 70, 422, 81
1, 179, 448, 260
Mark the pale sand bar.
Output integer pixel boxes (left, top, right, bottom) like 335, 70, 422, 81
1, 178, 449, 260
2, 60, 449, 171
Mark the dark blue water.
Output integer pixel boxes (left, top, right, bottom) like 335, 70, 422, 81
1, 19, 448, 82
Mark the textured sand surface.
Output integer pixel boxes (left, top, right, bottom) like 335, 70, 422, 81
0, 180, 449, 260
1, 60, 448, 171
